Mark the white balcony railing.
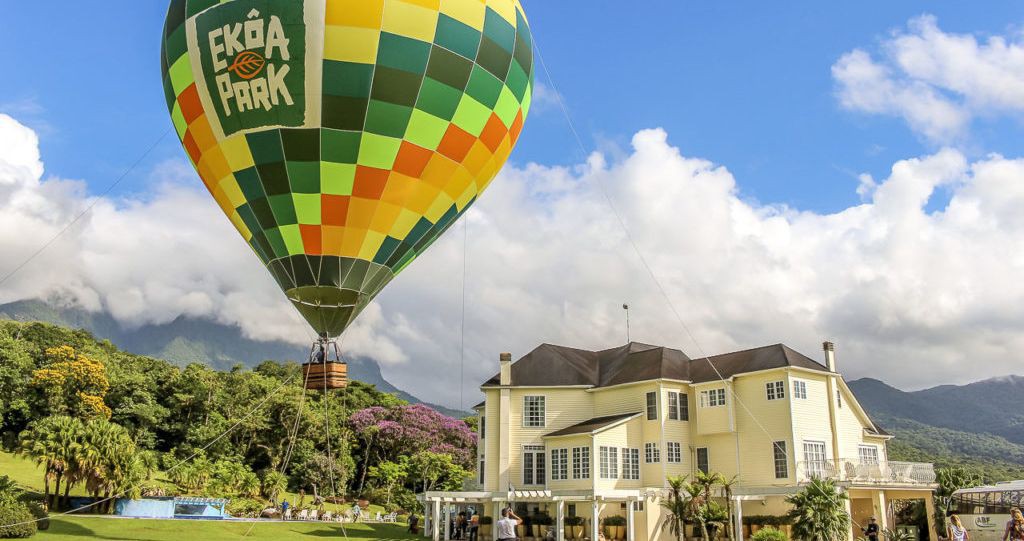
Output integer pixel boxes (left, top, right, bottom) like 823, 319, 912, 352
796, 459, 936, 485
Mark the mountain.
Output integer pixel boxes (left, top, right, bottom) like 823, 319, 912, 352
849, 377, 1024, 481
0, 299, 468, 419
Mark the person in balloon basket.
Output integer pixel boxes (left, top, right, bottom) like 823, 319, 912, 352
1003, 508, 1024, 541
497, 507, 522, 541
862, 517, 880, 541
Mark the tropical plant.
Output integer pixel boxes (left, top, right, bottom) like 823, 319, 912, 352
752, 527, 789, 541
881, 529, 915, 541
602, 515, 626, 526
17, 415, 83, 510
661, 475, 697, 541
720, 474, 740, 541
369, 459, 408, 507
261, 471, 288, 502
565, 516, 583, 527
785, 478, 850, 541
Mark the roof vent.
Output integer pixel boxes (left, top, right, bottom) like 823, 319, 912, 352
822, 341, 836, 372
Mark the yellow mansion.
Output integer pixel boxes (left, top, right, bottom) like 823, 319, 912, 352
420, 342, 938, 541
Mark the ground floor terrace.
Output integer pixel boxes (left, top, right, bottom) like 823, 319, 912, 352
421, 484, 938, 541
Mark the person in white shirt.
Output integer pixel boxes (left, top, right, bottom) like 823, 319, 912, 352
496, 507, 522, 541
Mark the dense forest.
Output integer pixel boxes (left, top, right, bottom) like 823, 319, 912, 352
0, 320, 476, 514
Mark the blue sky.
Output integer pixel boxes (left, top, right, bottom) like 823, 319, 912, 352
2, 1, 1022, 212
4, 2, 1024, 402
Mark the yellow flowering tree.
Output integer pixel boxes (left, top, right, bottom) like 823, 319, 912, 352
31, 346, 111, 420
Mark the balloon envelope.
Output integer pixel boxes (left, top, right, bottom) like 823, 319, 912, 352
161, 0, 533, 337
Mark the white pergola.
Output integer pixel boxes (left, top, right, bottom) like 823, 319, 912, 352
419, 489, 644, 541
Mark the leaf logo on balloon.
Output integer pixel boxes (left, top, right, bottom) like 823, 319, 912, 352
228, 51, 266, 80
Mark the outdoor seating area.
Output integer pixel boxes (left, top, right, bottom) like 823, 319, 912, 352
282, 507, 400, 523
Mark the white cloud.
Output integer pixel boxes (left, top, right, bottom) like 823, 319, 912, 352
4, 114, 1024, 407
833, 15, 1024, 144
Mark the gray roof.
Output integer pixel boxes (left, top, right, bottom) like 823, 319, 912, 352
544, 413, 641, 438
483, 342, 830, 388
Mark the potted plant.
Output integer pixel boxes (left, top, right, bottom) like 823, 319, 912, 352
533, 512, 554, 538
480, 516, 493, 541
566, 516, 585, 539
603, 515, 627, 540
516, 520, 528, 539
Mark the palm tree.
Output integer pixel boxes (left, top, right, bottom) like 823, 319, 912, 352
660, 475, 694, 541
786, 478, 850, 541
720, 475, 740, 541
261, 471, 288, 503
239, 472, 261, 498
18, 416, 83, 510
138, 451, 160, 481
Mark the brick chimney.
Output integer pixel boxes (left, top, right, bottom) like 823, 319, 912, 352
823, 341, 836, 372
499, 352, 512, 385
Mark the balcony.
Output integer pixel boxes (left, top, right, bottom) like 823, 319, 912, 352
796, 459, 936, 485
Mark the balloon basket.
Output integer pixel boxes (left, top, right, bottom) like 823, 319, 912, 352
303, 361, 348, 390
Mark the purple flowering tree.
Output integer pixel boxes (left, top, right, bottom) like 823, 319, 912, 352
349, 404, 477, 494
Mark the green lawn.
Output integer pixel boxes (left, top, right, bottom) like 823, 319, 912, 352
36, 516, 417, 540
0, 452, 177, 498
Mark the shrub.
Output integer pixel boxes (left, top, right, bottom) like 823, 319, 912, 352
602, 515, 627, 526
226, 498, 266, 518
0, 495, 37, 539
566, 516, 584, 526
752, 527, 788, 541
480, 516, 494, 525
533, 512, 553, 526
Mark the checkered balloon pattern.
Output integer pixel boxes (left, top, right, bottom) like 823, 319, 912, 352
161, 0, 533, 337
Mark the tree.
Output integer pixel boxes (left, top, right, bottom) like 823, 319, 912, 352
786, 478, 850, 541
407, 451, 470, 493
17, 416, 83, 510
369, 460, 409, 507
660, 475, 694, 541
720, 475, 740, 541
31, 346, 111, 420
934, 466, 983, 533
261, 471, 288, 502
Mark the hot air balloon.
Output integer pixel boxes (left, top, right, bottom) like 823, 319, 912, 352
160, 0, 533, 387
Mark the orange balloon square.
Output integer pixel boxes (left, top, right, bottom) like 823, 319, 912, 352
392, 141, 434, 178
322, 194, 350, 226
300, 225, 323, 255
509, 110, 525, 145
322, 226, 345, 255
479, 113, 508, 153
352, 166, 390, 200
437, 124, 476, 163
420, 154, 460, 190
179, 84, 204, 124
380, 172, 417, 206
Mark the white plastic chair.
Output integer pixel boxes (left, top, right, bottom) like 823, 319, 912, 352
309, 510, 319, 521
297, 509, 309, 520
284, 509, 292, 521
322, 511, 333, 522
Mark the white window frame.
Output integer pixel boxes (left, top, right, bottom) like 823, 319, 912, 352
551, 448, 568, 480
622, 448, 640, 480
644, 442, 660, 463
646, 392, 658, 420
766, 381, 786, 401
523, 396, 546, 427
667, 442, 682, 463
836, 390, 843, 408
858, 445, 880, 465
668, 391, 689, 420
523, 445, 545, 485
572, 447, 590, 480
772, 441, 788, 479
802, 440, 827, 478
696, 447, 709, 474
793, 380, 808, 400
700, 388, 726, 407
599, 446, 618, 479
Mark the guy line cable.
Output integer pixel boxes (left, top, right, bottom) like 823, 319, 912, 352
524, 3, 860, 522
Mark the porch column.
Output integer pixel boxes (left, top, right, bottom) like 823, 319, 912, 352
556, 500, 565, 541
592, 501, 600, 541
925, 496, 939, 541
626, 499, 635, 541
424, 501, 431, 538
433, 500, 442, 541
444, 503, 451, 541
875, 492, 889, 532
843, 493, 854, 541
734, 497, 744, 541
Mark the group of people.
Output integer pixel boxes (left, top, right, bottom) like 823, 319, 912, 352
451, 508, 481, 541
860, 508, 1024, 541
944, 508, 1024, 541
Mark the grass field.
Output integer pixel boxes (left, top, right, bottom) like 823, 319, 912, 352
35, 516, 417, 540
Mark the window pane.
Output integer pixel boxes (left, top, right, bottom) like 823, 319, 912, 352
696, 448, 709, 474
668, 392, 679, 420
679, 394, 689, 420
646, 392, 657, 420
773, 441, 788, 479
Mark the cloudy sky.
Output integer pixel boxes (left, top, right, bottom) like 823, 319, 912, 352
3, 3, 1024, 408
